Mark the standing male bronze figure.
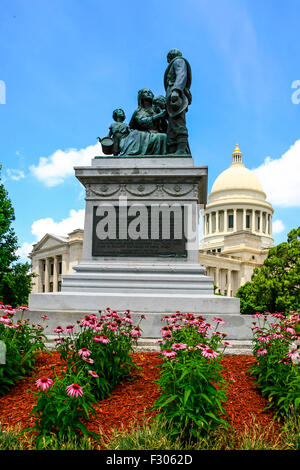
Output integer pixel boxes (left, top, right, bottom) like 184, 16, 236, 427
164, 49, 192, 155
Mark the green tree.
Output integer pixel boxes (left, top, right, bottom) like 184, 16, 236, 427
236, 226, 300, 314
0, 165, 34, 306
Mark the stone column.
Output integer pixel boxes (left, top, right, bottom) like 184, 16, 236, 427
259, 210, 263, 233
227, 270, 232, 297
243, 209, 246, 230
224, 209, 228, 232
252, 209, 255, 232
233, 209, 237, 232
216, 210, 219, 233
53, 256, 58, 292
44, 258, 50, 293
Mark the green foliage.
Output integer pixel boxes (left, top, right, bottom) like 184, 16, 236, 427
0, 166, 35, 306
0, 165, 18, 273
27, 371, 99, 449
152, 313, 230, 440
236, 226, 300, 314
0, 262, 36, 307
0, 305, 47, 395
249, 311, 300, 418
55, 309, 143, 400
27, 308, 144, 445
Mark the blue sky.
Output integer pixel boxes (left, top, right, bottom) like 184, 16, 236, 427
0, 0, 299, 260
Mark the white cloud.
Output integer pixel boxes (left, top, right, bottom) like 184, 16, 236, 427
30, 143, 104, 187
252, 139, 300, 207
272, 219, 285, 234
15, 209, 85, 262
7, 168, 25, 181
16, 242, 34, 261
31, 209, 85, 240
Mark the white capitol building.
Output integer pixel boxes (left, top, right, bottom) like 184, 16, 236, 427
29, 144, 274, 297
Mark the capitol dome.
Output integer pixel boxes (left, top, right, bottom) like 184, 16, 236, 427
201, 144, 274, 251
209, 145, 266, 202
199, 144, 274, 297
210, 145, 265, 199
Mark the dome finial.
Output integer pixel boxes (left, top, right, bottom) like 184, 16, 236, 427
232, 144, 242, 164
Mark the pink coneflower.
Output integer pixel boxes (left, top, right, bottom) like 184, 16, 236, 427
107, 323, 118, 331
78, 347, 91, 357
41, 315, 49, 320
131, 326, 142, 337
95, 335, 110, 343
213, 317, 226, 325
257, 335, 270, 343
257, 348, 268, 356
201, 348, 219, 359
54, 325, 64, 334
272, 333, 284, 339
287, 349, 300, 360
88, 370, 99, 378
221, 340, 232, 348
196, 343, 208, 350
155, 339, 165, 344
252, 313, 264, 318
34, 324, 43, 330
0, 315, 11, 324
36, 376, 53, 391
82, 357, 94, 364
65, 325, 75, 333
161, 349, 176, 358
15, 305, 28, 312
171, 343, 187, 350
66, 383, 83, 398
123, 316, 133, 325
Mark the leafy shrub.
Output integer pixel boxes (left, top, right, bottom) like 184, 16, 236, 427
249, 311, 300, 418
54, 308, 144, 400
152, 312, 231, 439
27, 308, 144, 445
0, 303, 46, 395
26, 370, 99, 449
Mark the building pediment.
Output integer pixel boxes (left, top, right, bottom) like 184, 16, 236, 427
31, 233, 68, 253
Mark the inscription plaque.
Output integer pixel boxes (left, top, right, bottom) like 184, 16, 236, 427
92, 205, 187, 257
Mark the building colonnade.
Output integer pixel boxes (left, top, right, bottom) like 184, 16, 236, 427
203, 207, 272, 237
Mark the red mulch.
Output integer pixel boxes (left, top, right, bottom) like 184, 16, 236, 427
0, 351, 281, 447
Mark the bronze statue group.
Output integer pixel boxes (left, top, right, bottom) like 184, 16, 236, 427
101, 49, 192, 157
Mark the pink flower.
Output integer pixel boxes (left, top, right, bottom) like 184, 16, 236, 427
201, 348, 219, 359
221, 340, 232, 347
287, 349, 300, 360
78, 347, 91, 357
36, 376, 53, 391
88, 370, 99, 378
82, 356, 94, 364
196, 343, 208, 350
257, 348, 268, 356
94, 335, 110, 343
213, 317, 226, 325
161, 350, 176, 358
54, 325, 64, 334
130, 328, 142, 338
66, 383, 83, 398
65, 325, 75, 333
41, 315, 49, 320
171, 343, 187, 350
257, 335, 270, 343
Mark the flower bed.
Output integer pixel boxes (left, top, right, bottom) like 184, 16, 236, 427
152, 312, 232, 439
0, 303, 47, 396
249, 311, 300, 418
27, 308, 145, 447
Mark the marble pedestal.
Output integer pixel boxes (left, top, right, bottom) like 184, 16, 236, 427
28, 155, 250, 339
